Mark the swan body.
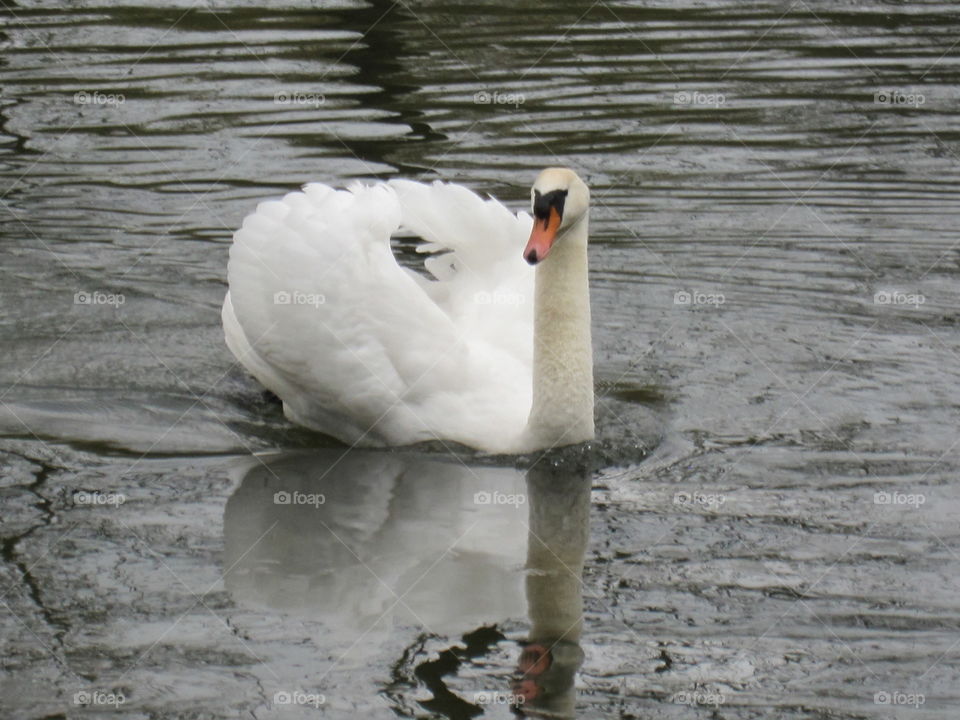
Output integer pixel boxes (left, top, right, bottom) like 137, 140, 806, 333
223, 168, 593, 454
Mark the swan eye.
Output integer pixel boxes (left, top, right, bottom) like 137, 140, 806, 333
532, 189, 568, 225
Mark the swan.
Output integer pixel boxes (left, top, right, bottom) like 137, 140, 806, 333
222, 167, 593, 454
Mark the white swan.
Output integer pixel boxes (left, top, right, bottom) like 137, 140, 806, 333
222, 167, 593, 454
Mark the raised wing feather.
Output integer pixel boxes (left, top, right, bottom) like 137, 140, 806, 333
224, 179, 535, 451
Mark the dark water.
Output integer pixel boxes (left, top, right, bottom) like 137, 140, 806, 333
1, 1, 959, 718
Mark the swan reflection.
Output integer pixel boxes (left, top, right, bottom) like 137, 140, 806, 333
223, 450, 590, 717
514, 465, 590, 718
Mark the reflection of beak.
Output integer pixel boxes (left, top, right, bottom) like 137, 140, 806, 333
511, 642, 552, 704
511, 677, 542, 703
524, 208, 561, 265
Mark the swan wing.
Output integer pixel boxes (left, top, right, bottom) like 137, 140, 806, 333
224, 179, 534, 451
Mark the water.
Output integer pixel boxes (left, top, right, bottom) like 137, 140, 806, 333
1, 1, 959, 717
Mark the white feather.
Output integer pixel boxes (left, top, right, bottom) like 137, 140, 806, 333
223, 179, 536, 452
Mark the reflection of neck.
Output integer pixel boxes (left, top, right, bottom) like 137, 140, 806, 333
527, 214, 594, 451
522, 468, 590, 718
525, 468, 591, 642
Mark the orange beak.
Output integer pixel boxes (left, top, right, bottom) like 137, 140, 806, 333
524, 207, 561, 265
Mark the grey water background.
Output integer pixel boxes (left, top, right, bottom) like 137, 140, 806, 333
1, 0, 959, 717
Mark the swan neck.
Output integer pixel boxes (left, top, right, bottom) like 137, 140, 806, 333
527, 215, 594, 448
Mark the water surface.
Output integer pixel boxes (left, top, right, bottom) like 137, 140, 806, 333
1, 1, 959, 718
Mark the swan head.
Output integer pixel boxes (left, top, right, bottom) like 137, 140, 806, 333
524, 167, 589, 265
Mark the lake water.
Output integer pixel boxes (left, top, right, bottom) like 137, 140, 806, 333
1, 1, 959, 718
